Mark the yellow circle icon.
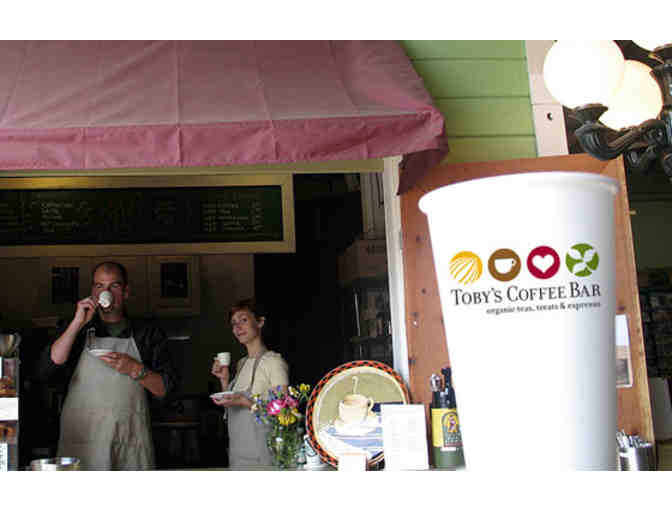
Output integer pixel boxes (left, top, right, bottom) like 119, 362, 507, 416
449, 251, 483, 285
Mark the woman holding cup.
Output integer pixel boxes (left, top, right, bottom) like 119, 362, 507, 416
210, 298, 289, 468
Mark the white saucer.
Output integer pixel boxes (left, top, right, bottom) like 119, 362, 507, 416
334, 413, 378, 435
88, 348, 113, 357
210, 391, 236, 401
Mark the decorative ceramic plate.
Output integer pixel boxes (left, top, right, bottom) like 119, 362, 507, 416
305, 360, 409, 468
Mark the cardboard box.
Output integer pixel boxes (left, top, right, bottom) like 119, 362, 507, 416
338, 239, 387, 286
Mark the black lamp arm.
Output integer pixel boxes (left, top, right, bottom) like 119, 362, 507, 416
574, 117, 668, 161
569, 47, 672, 175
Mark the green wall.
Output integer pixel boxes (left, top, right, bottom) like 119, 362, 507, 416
399, 40, 537, 163
399, 41, 671, 272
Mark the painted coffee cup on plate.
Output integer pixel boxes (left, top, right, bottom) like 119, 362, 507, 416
338, 394, 374, 424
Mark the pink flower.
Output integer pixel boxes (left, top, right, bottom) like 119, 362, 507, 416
267, 399, 286, 416
283, 395, 299, 409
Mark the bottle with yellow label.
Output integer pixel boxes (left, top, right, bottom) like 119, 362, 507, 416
431, 367, 465, 468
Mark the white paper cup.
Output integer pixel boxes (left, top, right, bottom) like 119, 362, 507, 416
217, 352, 231, 366
419, 172, 619, 470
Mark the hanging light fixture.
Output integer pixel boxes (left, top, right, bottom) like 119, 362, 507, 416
543, 40, 672, 177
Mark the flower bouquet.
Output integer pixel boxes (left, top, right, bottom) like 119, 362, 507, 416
251, 383, 311, 469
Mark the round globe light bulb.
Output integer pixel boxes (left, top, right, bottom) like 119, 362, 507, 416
633, 40, 671, 51
543, 40, 625, 109
600, 60, 663, 130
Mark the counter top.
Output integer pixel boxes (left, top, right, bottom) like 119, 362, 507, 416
183, 465, 459, 471
185, 464, 334, 471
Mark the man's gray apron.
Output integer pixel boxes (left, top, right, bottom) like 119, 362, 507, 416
227, 350, 272, 468
57, 331, 155, 470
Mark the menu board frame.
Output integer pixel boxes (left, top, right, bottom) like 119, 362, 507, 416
0, 174, 295, 256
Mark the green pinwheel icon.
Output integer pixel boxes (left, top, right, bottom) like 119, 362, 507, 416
566, 243, 599, 277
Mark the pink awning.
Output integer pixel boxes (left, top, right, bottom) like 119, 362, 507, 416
0, 41, 446, 192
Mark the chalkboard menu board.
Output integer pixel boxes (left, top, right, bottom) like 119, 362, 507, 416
0, 185, 285, 246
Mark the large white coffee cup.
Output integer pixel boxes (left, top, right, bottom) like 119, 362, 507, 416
217, 352, 231, 366
419, 172, 618, 470
338, 394, 374, 424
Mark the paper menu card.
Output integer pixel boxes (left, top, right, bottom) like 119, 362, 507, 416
615, 314, 633, 388
380, 404, 429, 470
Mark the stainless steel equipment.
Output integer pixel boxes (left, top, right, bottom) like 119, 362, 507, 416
619, 443, 657, 471
0, 333, 20, 357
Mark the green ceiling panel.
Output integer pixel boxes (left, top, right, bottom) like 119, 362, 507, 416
402, 40, 537, 161
412, 59, 530, 98
400, 40, 526, 60
436, 98, 534, 137
443, 136, 538, 163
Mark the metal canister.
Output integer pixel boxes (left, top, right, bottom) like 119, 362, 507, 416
618, 443, 657, 471
0, 333, 20, 358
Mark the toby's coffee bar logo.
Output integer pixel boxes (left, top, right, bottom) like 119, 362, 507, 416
449, 244, 597, 284
446, 243, 604, 315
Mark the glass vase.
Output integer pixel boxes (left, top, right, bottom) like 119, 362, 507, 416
267, 426, 302, 469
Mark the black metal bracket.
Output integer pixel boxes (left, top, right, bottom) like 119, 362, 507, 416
569, 44, 672, 178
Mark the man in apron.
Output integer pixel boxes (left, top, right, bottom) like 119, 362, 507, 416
38, 261, 178, 470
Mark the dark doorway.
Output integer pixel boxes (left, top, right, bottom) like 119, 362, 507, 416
253, 174, 364, 388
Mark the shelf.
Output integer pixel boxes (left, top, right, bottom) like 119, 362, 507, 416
341, 276, 389, 289
349, 335, 392, 344
339, 273, 392, 366
639, 283, 672, 378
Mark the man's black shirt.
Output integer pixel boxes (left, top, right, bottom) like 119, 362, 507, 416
37, 314, 179, 400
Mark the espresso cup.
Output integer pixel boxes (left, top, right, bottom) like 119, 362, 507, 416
98, 290, 113, 309
338, 394, 374, 424
217, 352, 231, 366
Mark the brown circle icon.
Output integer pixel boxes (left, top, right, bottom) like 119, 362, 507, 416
488, 249, 521, 282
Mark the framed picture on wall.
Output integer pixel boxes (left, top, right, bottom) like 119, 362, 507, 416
148, 256, 200, 317
51, 266, 81, 305
38, 258, 94, 317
